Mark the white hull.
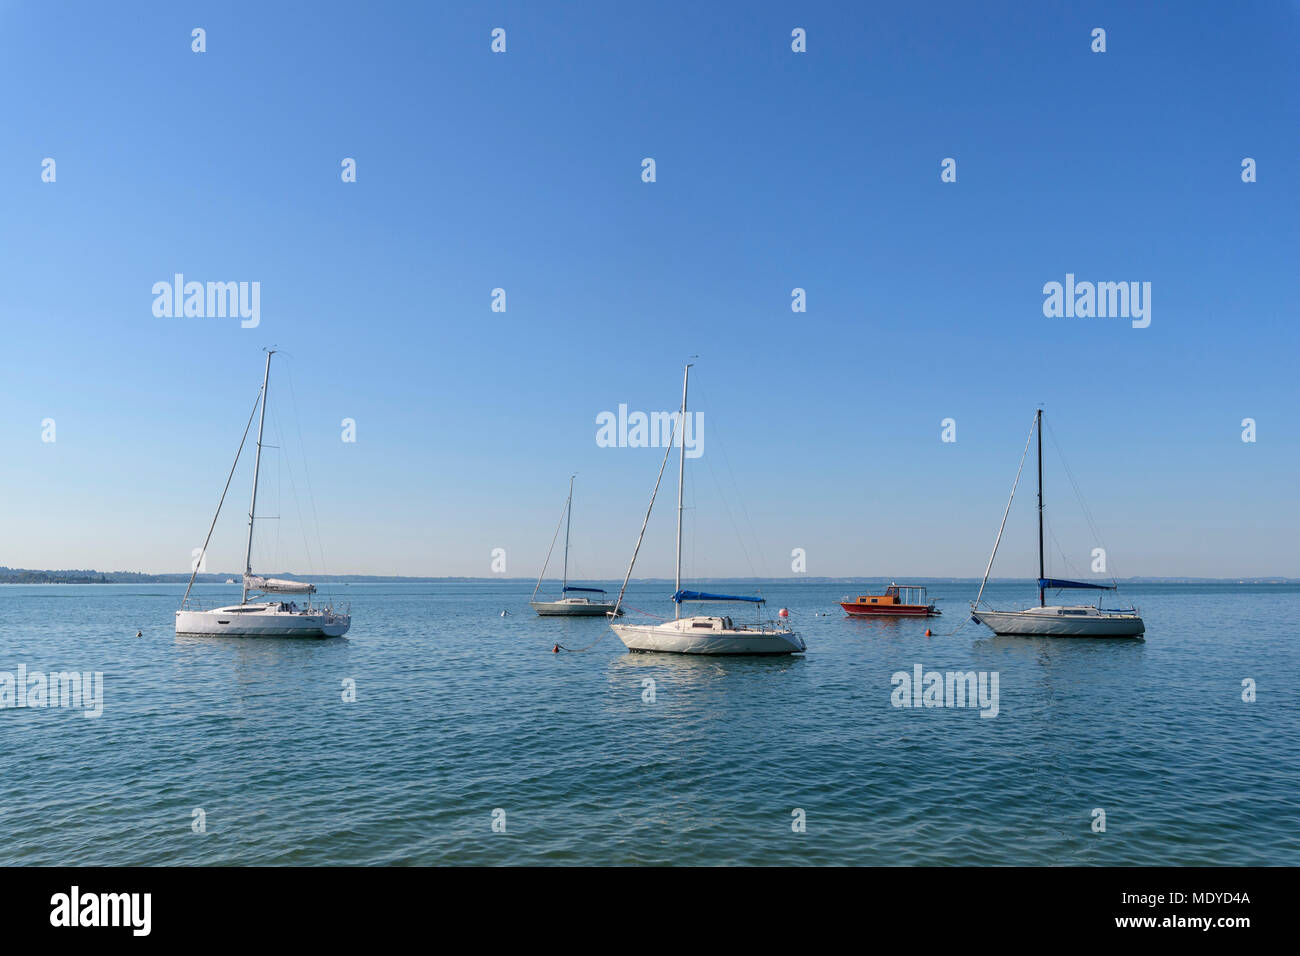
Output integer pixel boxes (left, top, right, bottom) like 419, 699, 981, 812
971, 606, 1144, 638
610, 616, 806, 655
175, 603, 350, 639
531, 598, 622, 617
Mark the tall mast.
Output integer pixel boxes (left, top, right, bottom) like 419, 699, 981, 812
241, 350, 274, 605
675, 364, 691, 620
1036, 408, 1045, 608
562, 474, 574, 592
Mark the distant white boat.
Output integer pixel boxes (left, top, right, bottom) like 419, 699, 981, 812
608, 364, 805, 655
530, 476, 622, 617
970, 409, 1144, 639
175, 351, 350, 639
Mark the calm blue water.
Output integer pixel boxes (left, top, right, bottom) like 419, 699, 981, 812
1, 581, 1297, 865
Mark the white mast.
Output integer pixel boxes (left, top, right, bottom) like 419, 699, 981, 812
674, 364, 691, 620
241, 349, 274, 605
562, 474, 574, 592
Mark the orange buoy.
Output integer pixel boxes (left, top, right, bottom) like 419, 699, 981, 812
925, 628, 932, 637
552, 644, 560, 653
778, 608, 789, 618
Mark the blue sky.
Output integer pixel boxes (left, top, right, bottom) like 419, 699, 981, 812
1, 1, 1296, 579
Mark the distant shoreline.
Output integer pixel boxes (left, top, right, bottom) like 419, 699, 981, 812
1, 568, 1294, 586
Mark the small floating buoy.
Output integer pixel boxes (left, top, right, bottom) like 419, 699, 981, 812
500, 610, 508, 617
925, 628, 932, 637
778, 608, 789, 618
552, 644, 560, 653
136, 630, 142, 637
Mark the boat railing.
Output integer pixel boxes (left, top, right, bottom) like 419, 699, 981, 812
737, 619, 793, 633
293, 600, 351, 617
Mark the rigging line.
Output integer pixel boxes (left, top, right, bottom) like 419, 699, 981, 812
554, 629, 614, 652
1044, 420, 1119, 584
180, 387, 264, 608
717, 421, 768, 581
931, 614, 974, 637
696, 382, 766, 581
1046, 519, 1082, 580
284, 359, 335, 603
973, 412, 1039, 609
565, 481, 587, 584
702, 433, 760, 582
1044, 499, 1087, 582
610, 414, 678, 620
274, 364, 305, 571
532, 486, 569, 601
272, 411, 283, 571
552, 598, 687, 651
269, 398, 318, 598
553, 624, 618, 655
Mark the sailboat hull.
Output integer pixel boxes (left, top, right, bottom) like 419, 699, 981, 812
530, 599, 622, 617
610, 618, 806, 655
175, 605, 350, 638
971, 606, 1144, 638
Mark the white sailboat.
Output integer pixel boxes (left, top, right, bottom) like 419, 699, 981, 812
969, 409, 1144, 638
530, 475, 622, 617
175, 350, 351, 639
608, 364, 806, 655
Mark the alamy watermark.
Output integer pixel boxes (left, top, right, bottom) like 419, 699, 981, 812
1042, 274, 1150, 328
596, 406, 704, 458
50, 886, 150, 936
152, 274, 260, 328
891, 664, 999, 718
1, 665, 103, 718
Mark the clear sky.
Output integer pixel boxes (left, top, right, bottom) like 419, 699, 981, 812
1, 1, 1296, 580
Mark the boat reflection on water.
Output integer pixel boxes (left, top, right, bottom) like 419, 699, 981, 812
603, 648, 807, 704
974, 633, 1147, 656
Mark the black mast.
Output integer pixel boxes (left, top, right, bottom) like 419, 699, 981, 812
1036, 408, 1045, 607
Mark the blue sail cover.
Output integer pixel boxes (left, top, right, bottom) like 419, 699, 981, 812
672, 589, 764, 604
562, 586, 607, 593
1038, 578, 1116, 591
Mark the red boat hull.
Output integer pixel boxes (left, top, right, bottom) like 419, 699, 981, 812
840, 603, 936, 618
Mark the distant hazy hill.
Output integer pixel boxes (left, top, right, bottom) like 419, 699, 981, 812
0, 567, 461, 584
1, 567, 1294, 585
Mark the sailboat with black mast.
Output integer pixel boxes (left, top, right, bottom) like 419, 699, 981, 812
530, 476, 622, 617
969, 409, 1144, 638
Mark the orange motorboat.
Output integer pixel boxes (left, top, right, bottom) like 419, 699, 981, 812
840, 584, 940, 618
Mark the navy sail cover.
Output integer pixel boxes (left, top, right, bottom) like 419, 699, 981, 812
672, 589, 764, 604
1038, 578, 1116, 591
562, 586, 607, 593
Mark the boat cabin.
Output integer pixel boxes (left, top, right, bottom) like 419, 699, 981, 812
686, 616, 736, 631
855, 585, 926, 607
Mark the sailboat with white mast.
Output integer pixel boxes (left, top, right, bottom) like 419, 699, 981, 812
530, 475, 622, 617
608, 364, 805, 655
969, 409, 1144, 638
175, 350, 351, 638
